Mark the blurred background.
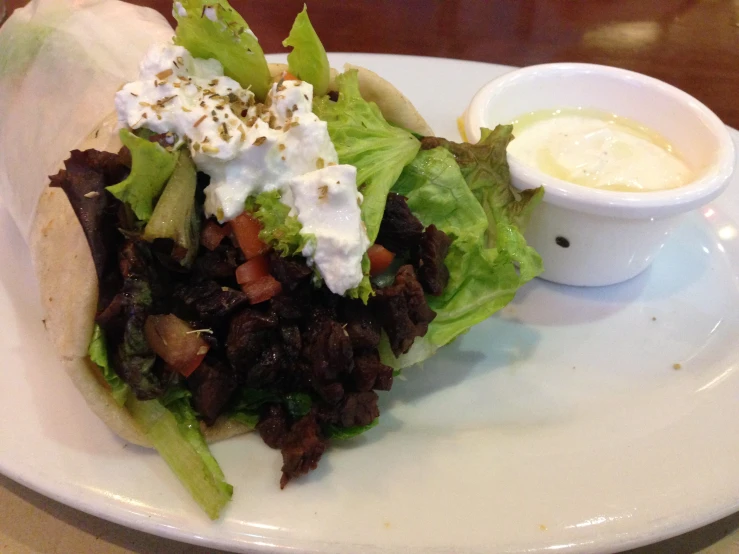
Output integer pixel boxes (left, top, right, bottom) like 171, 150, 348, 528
4, 0, 739, 126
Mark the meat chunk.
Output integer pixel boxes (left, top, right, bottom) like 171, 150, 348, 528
192, 244, 244, 282
352, 349, 391, 392
187, 356, 237, 425
268, 252, 313, 291
173, 280, 249, 323
375, 193, 424, 254
339, 299, 381, 349
302, 316, 354, 383
417, 224, 452, 296
226, 309, 278, 377
257, 404, 289, 449
339, 392, 380, 427
371, 265, 436, 356
279, 413, 328, 489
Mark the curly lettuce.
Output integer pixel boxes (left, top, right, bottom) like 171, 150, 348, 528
313, 70, 420, 243
385, 127, 543, 367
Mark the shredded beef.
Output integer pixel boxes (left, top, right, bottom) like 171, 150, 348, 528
187, 356, 237, 425
371, 265, 436, 356
49, 149, 129, 279
279, 413, 327, 489
417, 224, 452, 296
375, 193, 424, 254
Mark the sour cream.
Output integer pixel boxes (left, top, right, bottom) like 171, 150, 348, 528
115, 43, 369, 295
507, 108, 693, 192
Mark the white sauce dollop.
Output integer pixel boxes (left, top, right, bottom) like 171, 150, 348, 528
507, 108, 693, 192
115, 43, 368, 295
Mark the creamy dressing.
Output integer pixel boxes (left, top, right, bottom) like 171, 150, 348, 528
115, 43, 368, 295
507, 108, 693, 192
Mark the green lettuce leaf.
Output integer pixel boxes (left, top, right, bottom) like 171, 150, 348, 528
127, 390, 232, 519
423, 127, 544, 248
173, 0, 271, 100
245, 191, 307, 257
106, 129, 177, 221
313, 70, 420, 243
388, 134, 542, 366
88, 324, 129, 406
325, 417, 378, 440
282, 6, 330, 96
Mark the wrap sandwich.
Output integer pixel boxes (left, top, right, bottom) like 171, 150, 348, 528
4, 0, 543, 519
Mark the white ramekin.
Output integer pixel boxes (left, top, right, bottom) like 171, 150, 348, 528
464, 63, 736, 286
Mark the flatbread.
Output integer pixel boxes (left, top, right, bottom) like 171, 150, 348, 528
269, 62, 434, 136
31, 62, 432, 448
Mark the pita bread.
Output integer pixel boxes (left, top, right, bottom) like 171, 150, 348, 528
31, 63, 432, 448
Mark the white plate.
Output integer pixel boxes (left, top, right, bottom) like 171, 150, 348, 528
1, 53, 738, 554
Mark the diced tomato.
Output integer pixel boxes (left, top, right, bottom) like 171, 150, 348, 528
235, 254, 270, 286
200, 219, 230, 251
368, 244, 395, 276
144, 314, 210, 377
230, 211, 269, 259
242, 275, 282, 304
283, 71, 298, 81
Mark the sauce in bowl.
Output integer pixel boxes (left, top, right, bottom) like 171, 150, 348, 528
507, 108, 693, 192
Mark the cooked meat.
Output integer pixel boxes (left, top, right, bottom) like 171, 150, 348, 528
192, 244, 244, 282
339, 299, 381, 349
302, 316, 354, 383
173, 280, 249, 323
417, 224, 452, 296
339, 391, 379, 427
280, 324, 302, 360
187, 356, 237, 425
375, 192, 424, 254
257, 404, 289, 449
279, 413, 327, 489
371, 264, 436, 356
226, 309, 278, 377
351, 349, 389, 392
268, 252, 313, 291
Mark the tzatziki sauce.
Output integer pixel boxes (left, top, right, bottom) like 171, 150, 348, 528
507, 108, 693, 192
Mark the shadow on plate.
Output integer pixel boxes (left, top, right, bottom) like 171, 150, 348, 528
509, 214, 714, 327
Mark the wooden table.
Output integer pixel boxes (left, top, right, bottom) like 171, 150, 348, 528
2, 1, 739, 553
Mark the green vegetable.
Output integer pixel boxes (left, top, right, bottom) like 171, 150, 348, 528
346, 254, 372, 304
387, 131, 542, 366
325, 418, 379, 440
313, 70, 420, 243
106, 129, 177, 221
245, 191, 308, 257
282, 6, 330, 96
88, 324, 129, 406
143, 150, 200, 267
127, 392, 232, 520
427, 126, 544, 250
227, 388, 313, 421
173, 0, 271, 100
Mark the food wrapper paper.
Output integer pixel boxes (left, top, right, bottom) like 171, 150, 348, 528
0, 0, 173, 240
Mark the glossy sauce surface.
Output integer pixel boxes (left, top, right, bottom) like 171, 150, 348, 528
508, 108, 693, 192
